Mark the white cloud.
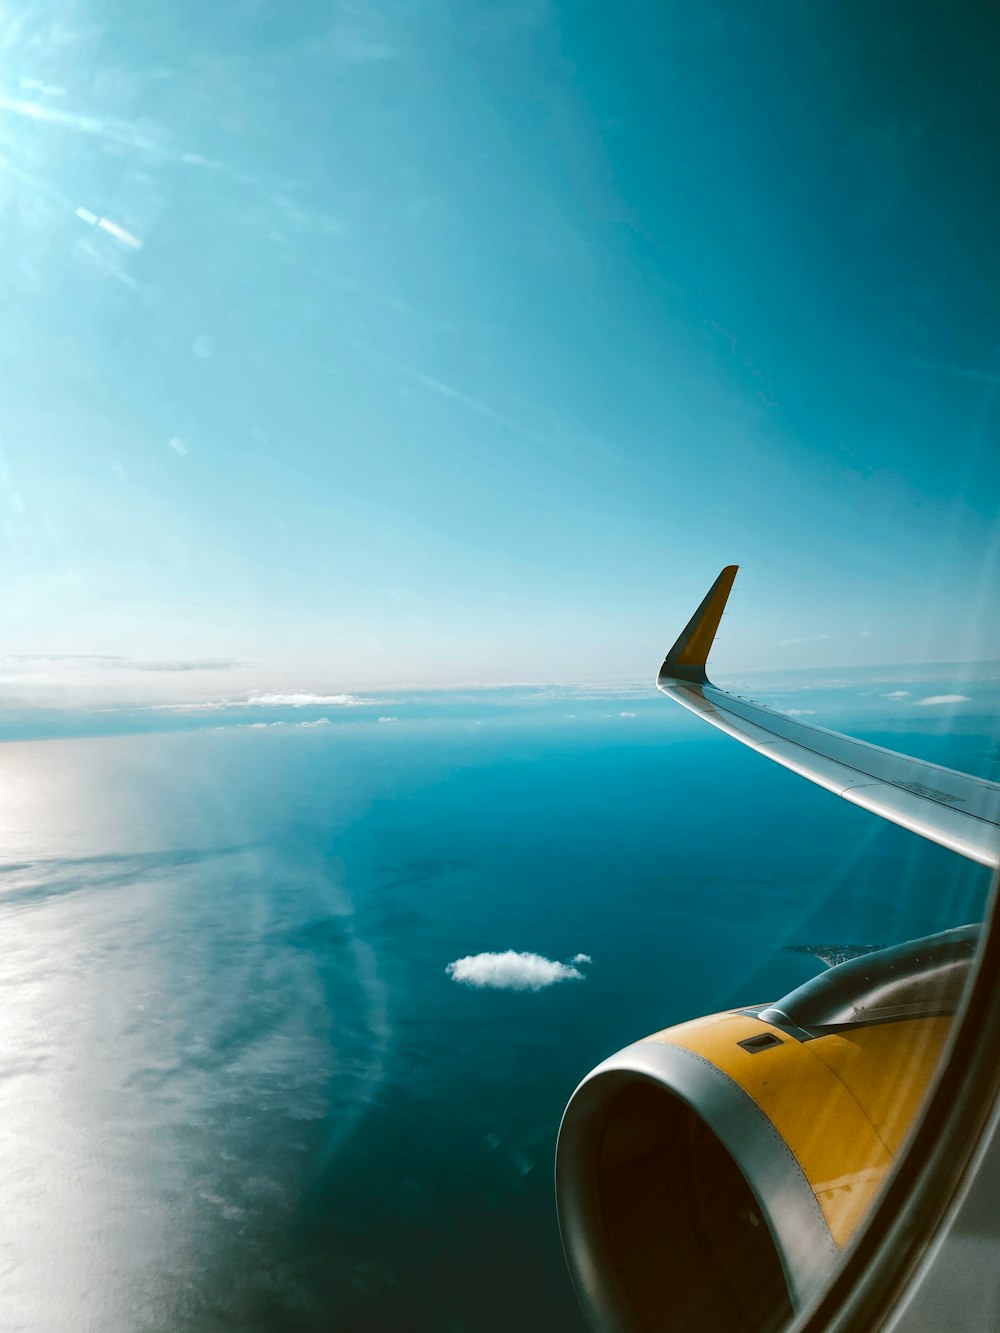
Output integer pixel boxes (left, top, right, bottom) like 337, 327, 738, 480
154, 691, 368, 713
571, 953, 592, 965
619, 711, 636, 718
781, 708, 817, 716
446, 951, 586, 991
154, 700, 236, 712
916, 694, 972, 707
241, 716, 331, 730
251, 692, 364, 708
377, 716, 397, 723
883, 690, 911, 699
524, 681, 649, 701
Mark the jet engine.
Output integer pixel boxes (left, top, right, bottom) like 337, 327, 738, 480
555, 927, 976, 1333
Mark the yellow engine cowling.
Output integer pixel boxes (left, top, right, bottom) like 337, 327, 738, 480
556, 927, 975, 1333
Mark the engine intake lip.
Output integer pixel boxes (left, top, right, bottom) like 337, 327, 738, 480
556, 1040, 839, 1332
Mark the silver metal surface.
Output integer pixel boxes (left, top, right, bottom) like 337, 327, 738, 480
756, 927, 978, 1029
658, 680, 1000, 869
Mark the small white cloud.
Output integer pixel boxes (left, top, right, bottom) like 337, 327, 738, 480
916, 694, 972, 707
782, 708, 817, 717
571, 953, 592, 965
446, 951, 585, 992
169, 436, 188, 456
299, 717, 330, 728
883, 690, 911, 699
619, 711, 636, 718
377, 716, 397, 723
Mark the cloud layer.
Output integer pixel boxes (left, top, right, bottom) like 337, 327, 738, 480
446, 950, 587, 991
3, 654, 241, 674
916, 694, 972, 707
154, 692, 368, 713
243, 717, 331, 730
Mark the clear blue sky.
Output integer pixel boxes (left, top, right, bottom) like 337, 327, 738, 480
1, 1, 998, 700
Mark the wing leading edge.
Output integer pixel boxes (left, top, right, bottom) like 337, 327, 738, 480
657, 567, 1000, 869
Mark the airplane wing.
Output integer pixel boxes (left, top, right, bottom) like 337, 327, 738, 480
657, 566, 1000, 869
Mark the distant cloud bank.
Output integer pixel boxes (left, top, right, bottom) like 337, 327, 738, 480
916, 694, 972, 707
446, 950, 589, 991
2, 654, 242, 674
243, 717, 331, 730
155, 691, 369, 713
250, 692, 362, 708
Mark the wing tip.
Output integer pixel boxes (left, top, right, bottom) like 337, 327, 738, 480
658, 564, 739, 686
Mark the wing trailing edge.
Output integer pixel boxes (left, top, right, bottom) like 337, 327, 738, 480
657, 567, 1000, 869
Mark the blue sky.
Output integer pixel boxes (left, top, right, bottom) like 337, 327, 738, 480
0, 0, 998, 700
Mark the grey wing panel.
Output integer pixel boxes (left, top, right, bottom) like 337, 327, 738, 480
659, 680, 1000, 869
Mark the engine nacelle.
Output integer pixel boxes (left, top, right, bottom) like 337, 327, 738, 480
556, 928, 976, 1333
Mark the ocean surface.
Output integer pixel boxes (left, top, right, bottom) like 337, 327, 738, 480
0, 671, 996, 1333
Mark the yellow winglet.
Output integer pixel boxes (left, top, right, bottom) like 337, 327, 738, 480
658, 564, 739, 685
